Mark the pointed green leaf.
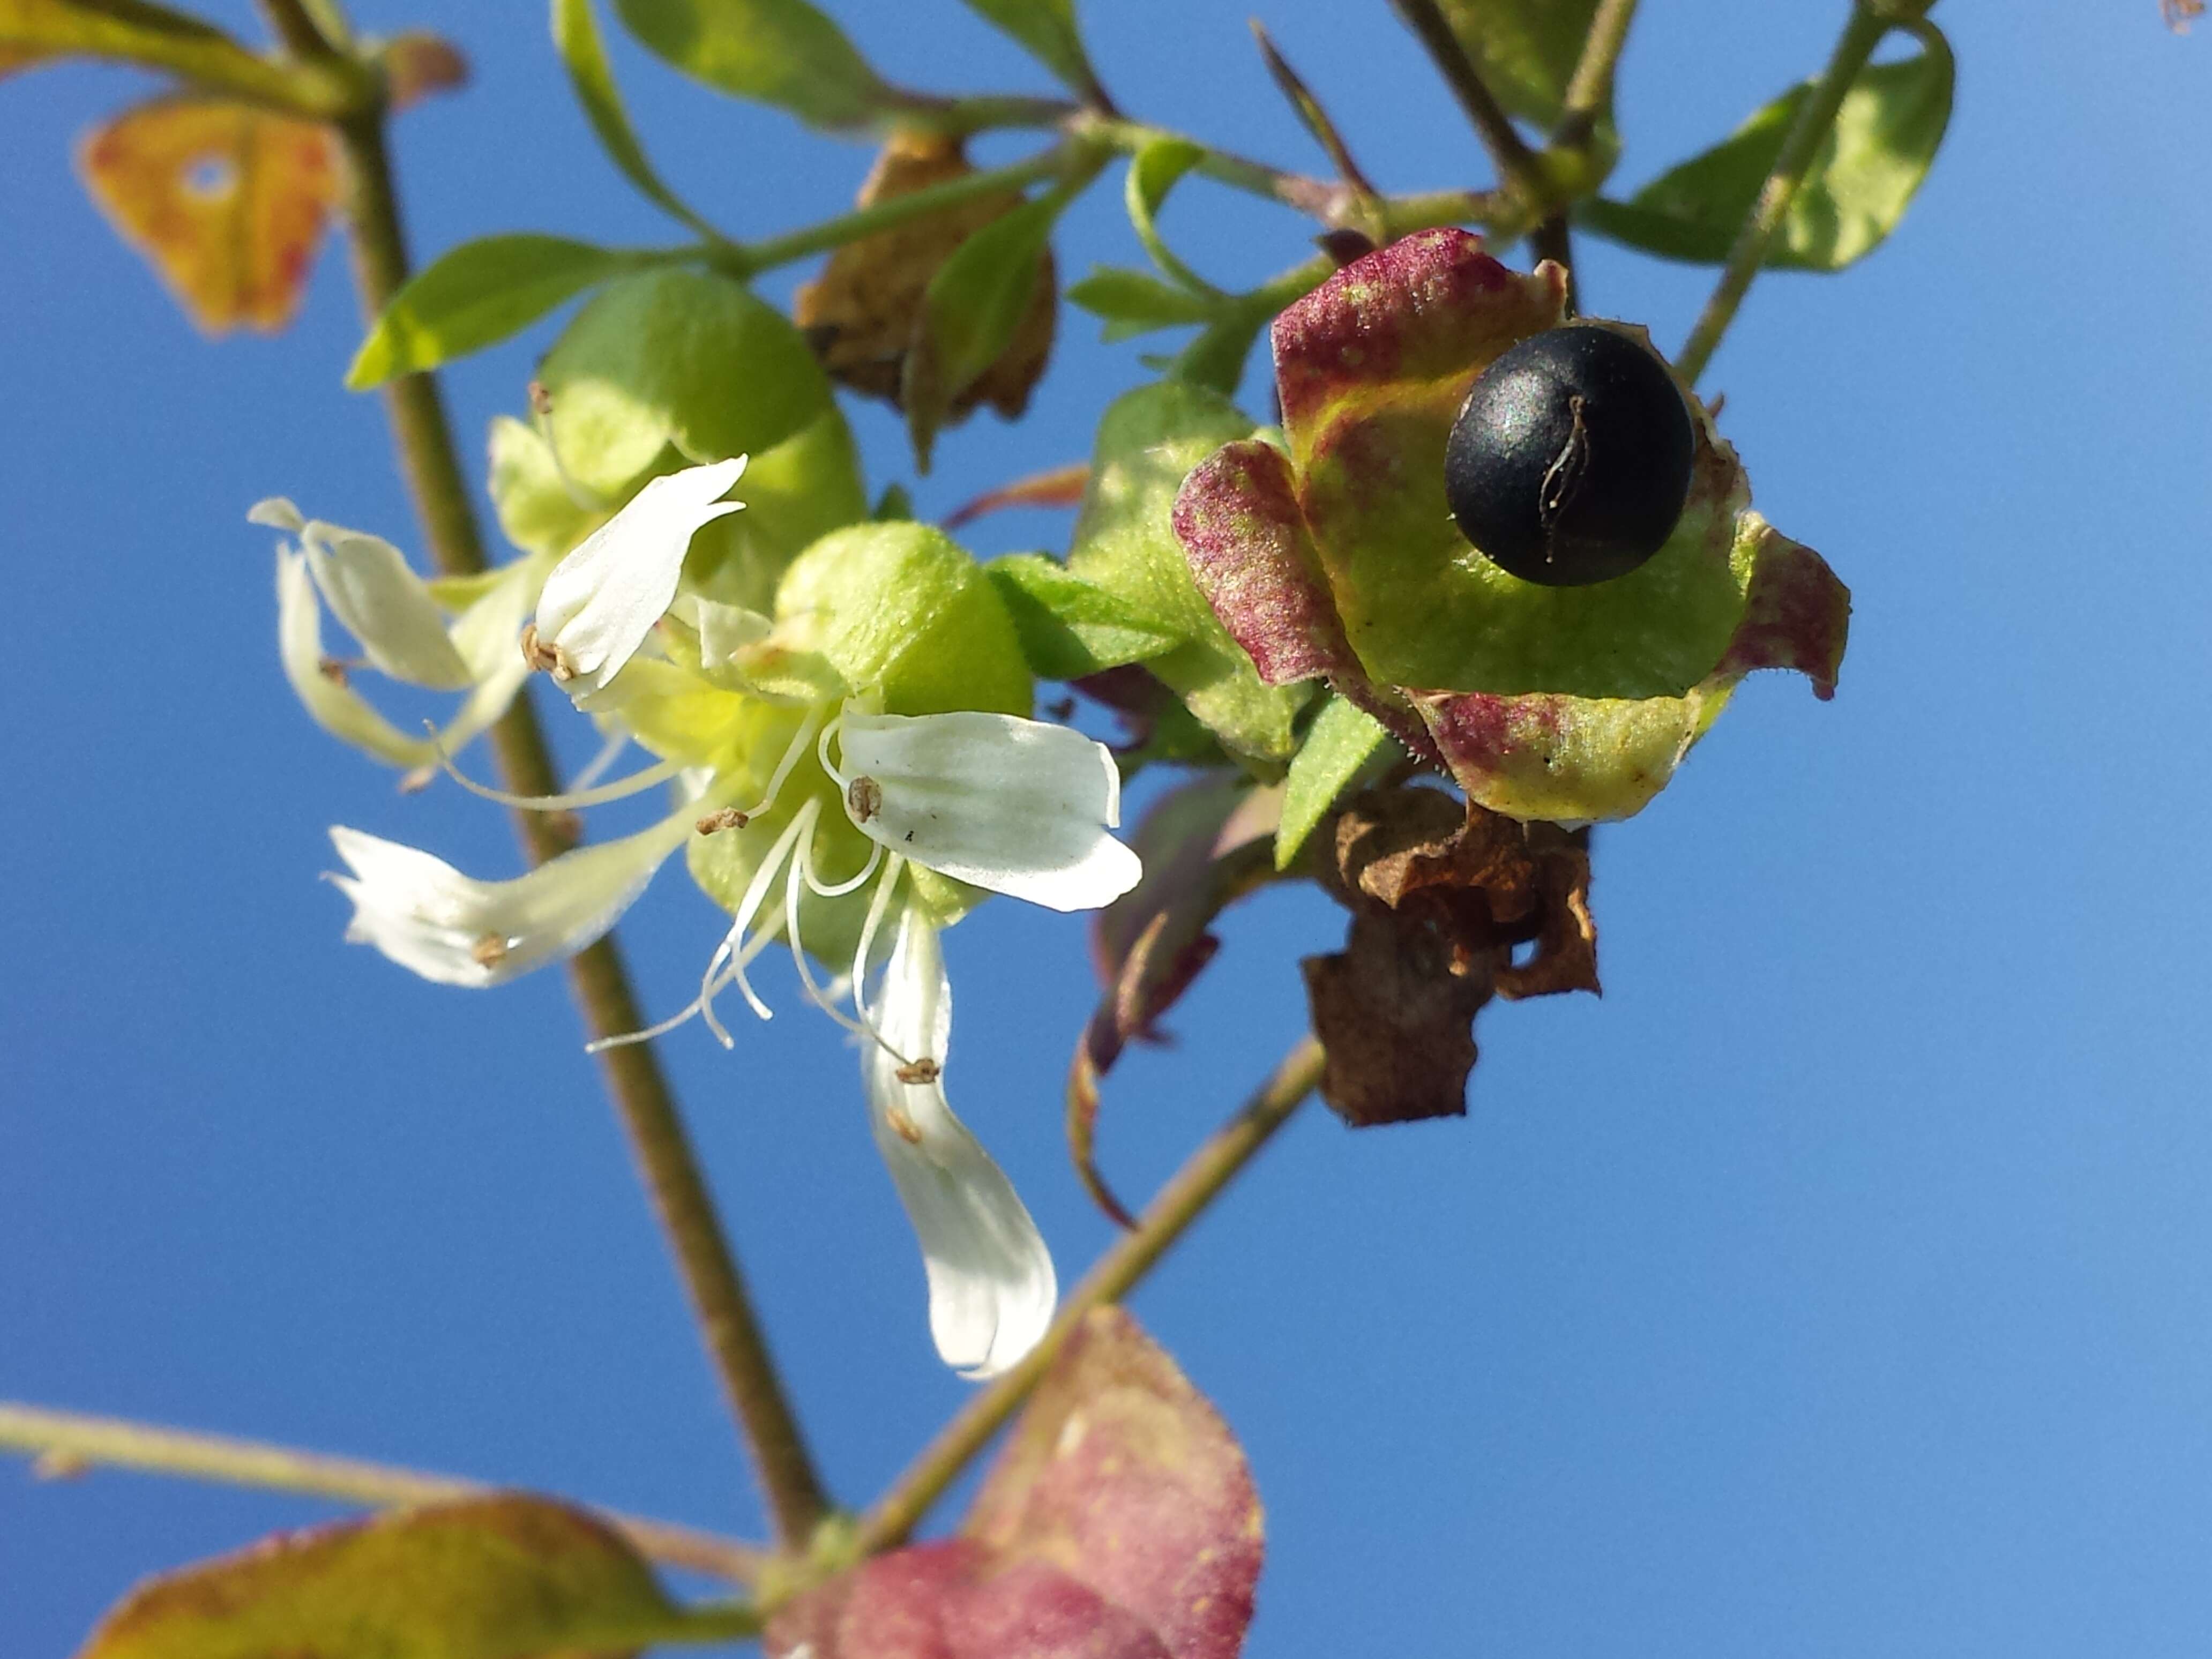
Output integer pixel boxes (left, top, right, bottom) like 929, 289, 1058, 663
1579, 23, 1954, 271
986, 552, 1183, 679
0, 0, 327, 110
954, 0, 1102, 101
1067, 264, 1216, 340
1125, 135, 1215, 296
74, 1494, 756, 1659
904, 191, 1063, 469
1431, 0, 1598, 125
346, 234, 641, 388
552, 0, 719, 234
1276, 695, 1391, 870
612, 0, 893, 129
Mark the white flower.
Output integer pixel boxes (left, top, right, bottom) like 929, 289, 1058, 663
861, 900, 1055, 1378
256, 499, 544, 771
826, 712, 1142, 911
328, 813, 692, 988
533, 458, 746, 694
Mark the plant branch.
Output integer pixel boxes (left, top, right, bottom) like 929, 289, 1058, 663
1676, 0, 1895, 383
1386, 0, 1542, 200
331, 106, 828, 1550
256, 0, 333, 59
0, 1403, 766, 1586
1556, 0, 1640, 148
855, 1034, 1327, 1554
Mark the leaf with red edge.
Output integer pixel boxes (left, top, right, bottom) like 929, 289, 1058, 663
78, 94, 341, 334
73, 1493, 747, 1659
767, 1310, 1261, 1659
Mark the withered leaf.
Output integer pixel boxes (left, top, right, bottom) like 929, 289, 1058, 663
79, 94, 341, 334
73, 1493, 723, 1659
1304, 786, 1598, 1126
767, 1310, 1261, 1659
795, 129, 1055, 423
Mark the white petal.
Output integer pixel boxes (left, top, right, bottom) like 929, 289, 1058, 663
434, 549, 552, 754
862, 907, 1056, 1378
249, 497, 305, 532
327, 812, 689, 988
836, 712, 1142, 913
276, 550, 436, 768
300, 522, 475, 690
534, 458, 746, 694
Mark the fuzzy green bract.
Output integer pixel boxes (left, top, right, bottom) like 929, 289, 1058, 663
1170, 229, 1851, 823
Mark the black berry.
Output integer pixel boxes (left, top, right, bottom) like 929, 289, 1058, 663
1443, 324, 1695, 587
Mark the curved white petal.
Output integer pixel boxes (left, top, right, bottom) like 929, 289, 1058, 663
863, 907, 1056, 1378
327, 812, 690, 988
249, 497, 305, 533
300, 522, 475, 690
534, 458, 746, 695
835, 712, 1142, 913
435, 549, 553, 754
276, 550, 436, 768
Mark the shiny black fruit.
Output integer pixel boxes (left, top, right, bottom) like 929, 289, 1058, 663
1443, 323, 1695, 587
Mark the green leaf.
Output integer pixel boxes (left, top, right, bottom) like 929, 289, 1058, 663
74, 1493, 755, 1659
487, 413, 604, 558
537, 266, 834, 497
1276, 695, 1391, 871
1578, 23, 1954, 271
953, 0, 1101, 100
1170, 304, 1269, 397
346, 234, 639, 388
552, 0, 719, 234
1430, 0, 1598, 126
1125, 135, 1216, 296
1068, 264, 1217, 341
687, 405, 870, 612
986, 552, 1184, 679
1067, 380, 1310, 762
904, 192, 1063, 470
0, 0, 312, 108
612, 0, 892, 129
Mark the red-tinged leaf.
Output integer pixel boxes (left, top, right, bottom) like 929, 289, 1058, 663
78, 94, 340, 334
769, 1311, 1260, 1659
74, 1493, 733, 1659
1071, 777, 1276, 1223
1170, 437, 1355, 687
1713, 515, 1852, 697
943, 461, 1090, 530
963, 1309, 1262, 1659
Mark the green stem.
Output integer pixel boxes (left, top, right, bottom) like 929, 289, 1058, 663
855, 1035, 1327, 1555
1556, 0, 1640, 146
1675, 0, 1897, 383
0, 1402, 766, 1585
721, 141, 1088, 277
332, 108, 829, 1552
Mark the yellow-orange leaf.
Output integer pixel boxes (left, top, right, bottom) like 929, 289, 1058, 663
78, 94, 341, 334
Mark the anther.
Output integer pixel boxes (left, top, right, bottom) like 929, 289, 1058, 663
527, 379, 554, 416
894, 1057, 941, 1085
471, 933, 510, 968
847, 774, 883, 823
519, 622, 574, 681
316, 656, 349, 686
696, 807, 751, 835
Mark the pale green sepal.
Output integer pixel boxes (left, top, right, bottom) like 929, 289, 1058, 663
1065, 380, 1308, 761
488, 414, 607, 559
686, 406, 869, 615
537, 268, 832, 497
775, 522, 1032, 719
1276, 695, 1392, 871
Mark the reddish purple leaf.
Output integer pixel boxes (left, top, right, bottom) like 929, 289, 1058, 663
1715, 517, 1852, 697
1170, 438, 1354, 687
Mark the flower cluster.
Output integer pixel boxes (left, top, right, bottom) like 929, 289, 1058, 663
258, 459, 1141, 1378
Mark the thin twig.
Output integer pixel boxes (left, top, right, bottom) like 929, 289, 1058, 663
1676, 1, 1896, 383
855, 1035, 1327, 1553
332, 107, 829, 1550
1249, 20, 1379, 197
0, 1403, 766, 1585
1386, 0, 1542, 192
1556, 0, 1640, 147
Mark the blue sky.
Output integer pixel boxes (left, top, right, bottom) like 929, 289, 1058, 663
4, 2, 2210, 1654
